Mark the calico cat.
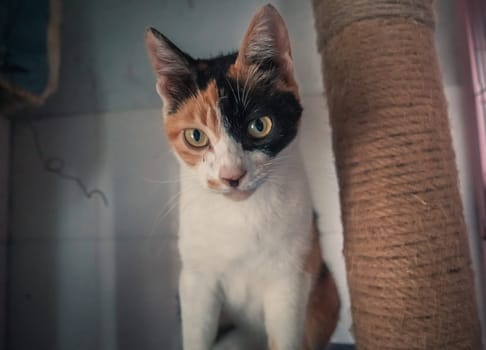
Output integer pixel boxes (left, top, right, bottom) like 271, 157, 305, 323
145, 4, 339, 350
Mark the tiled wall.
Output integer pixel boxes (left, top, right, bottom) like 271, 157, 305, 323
35, 0, 324, 118
10, 110, 182, 349
7, 0, 485, 349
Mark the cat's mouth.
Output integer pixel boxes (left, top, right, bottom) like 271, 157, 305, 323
223, 189, 255, 201
221, 173, 267, 201
206, 180, 256, 200
207, 179, 258, 200
206, 171, 268, 200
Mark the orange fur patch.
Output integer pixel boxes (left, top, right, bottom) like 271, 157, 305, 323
164, 80, 221, 166
304, 264, 340, 350
303, 220, 340, 350
304, 222, 323, 276
207, 179, 221, 189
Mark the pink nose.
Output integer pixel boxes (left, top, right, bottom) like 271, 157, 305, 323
219, 167, 247, 188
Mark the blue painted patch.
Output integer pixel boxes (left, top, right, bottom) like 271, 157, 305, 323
0, 0, 50, 95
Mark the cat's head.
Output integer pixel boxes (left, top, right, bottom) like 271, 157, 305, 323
146, 4, 302, 201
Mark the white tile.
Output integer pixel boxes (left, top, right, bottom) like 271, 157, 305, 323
300, 96, 342, 234
8, 240, 98, 350
12, 109, 179, 241
299, 95, 353, 343
110, 237, 181, 350
8, 237, 180, 350
12, 116, 104, 240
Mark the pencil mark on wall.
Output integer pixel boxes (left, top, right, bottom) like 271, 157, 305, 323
28, 121, 109, 207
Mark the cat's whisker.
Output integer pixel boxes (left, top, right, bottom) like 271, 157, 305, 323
224, 76, 238, 105
242, 63, 262, 110
236, 69, 242, 105
243, 93, 252, 111
264, 156, 291, 164
142, 177, 182, 185
263, 155, 293, 164
159, 194, 183, 222
218, 94, 229, 103
142, 177, 188, 186
149, 188, 202, 247
190, 89, 207, 114
271, 156, 297, 165
141, 172, 197, 185
148, 191, 182, 237
148, 183, 197, 238
197, 93, 209, 113
261, 156, 294, 168
244, 68, 259, 109
242, 68, 253, 110
177, 191, 201, 220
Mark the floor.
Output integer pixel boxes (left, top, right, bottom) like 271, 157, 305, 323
326, 345, 355, 350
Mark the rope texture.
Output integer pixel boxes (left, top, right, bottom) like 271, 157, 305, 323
312, 1, 482, 348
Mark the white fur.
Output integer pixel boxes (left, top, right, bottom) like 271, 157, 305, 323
177, 137, 314, 350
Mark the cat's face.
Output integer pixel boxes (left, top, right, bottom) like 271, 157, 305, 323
146, 4, 302, 201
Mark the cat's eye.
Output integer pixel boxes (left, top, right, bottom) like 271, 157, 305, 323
248, 116, 272, 139
183, 128, 209, 148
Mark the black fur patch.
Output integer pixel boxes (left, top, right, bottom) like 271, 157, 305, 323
193, 53, 238, 90
170, 50, 302, 156
217, 74, 302, 156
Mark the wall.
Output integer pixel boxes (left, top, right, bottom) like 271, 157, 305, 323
7, 0, 485, 349
0, 118, 9, 350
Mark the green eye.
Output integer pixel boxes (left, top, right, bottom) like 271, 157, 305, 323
183, 128, 209, 148
248, 116, 272, 139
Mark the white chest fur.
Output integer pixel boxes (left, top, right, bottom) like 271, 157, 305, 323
177, 147, 314, 348
178, 148, 313, 272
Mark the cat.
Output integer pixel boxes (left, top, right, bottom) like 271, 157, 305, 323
145, 4, 339, 350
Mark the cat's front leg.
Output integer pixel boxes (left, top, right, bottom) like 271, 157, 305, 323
179, 269, 222, 350
263, 274, 311, 350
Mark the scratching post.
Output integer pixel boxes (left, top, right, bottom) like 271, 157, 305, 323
312, 1, 482, 349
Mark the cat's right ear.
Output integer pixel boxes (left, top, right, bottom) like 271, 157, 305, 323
145, 27, 196, 114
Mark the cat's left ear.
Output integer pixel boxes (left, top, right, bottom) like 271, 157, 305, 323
236, 4, 296, 87
145, 27, 196, 114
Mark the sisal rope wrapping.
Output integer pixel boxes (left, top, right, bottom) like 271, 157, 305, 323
312, 1, 483, 349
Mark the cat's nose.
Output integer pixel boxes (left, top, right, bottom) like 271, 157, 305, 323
219, 167, 247, 188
